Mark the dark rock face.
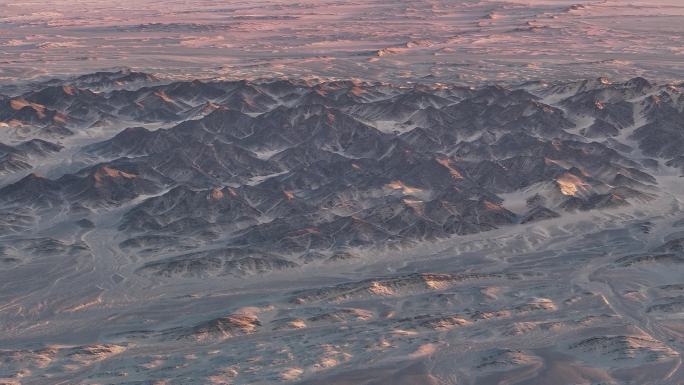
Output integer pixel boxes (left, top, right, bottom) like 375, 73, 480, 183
0, 73, 679, 276
521, 206, 560, 224
0, 139, 62, 174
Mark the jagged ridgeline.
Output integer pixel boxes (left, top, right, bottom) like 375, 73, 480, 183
0, 73, 682, 277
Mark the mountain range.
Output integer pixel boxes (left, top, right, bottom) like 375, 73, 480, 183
1, 71, 683, 384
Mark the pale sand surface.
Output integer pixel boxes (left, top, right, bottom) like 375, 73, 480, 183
1, 0, 683, 84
